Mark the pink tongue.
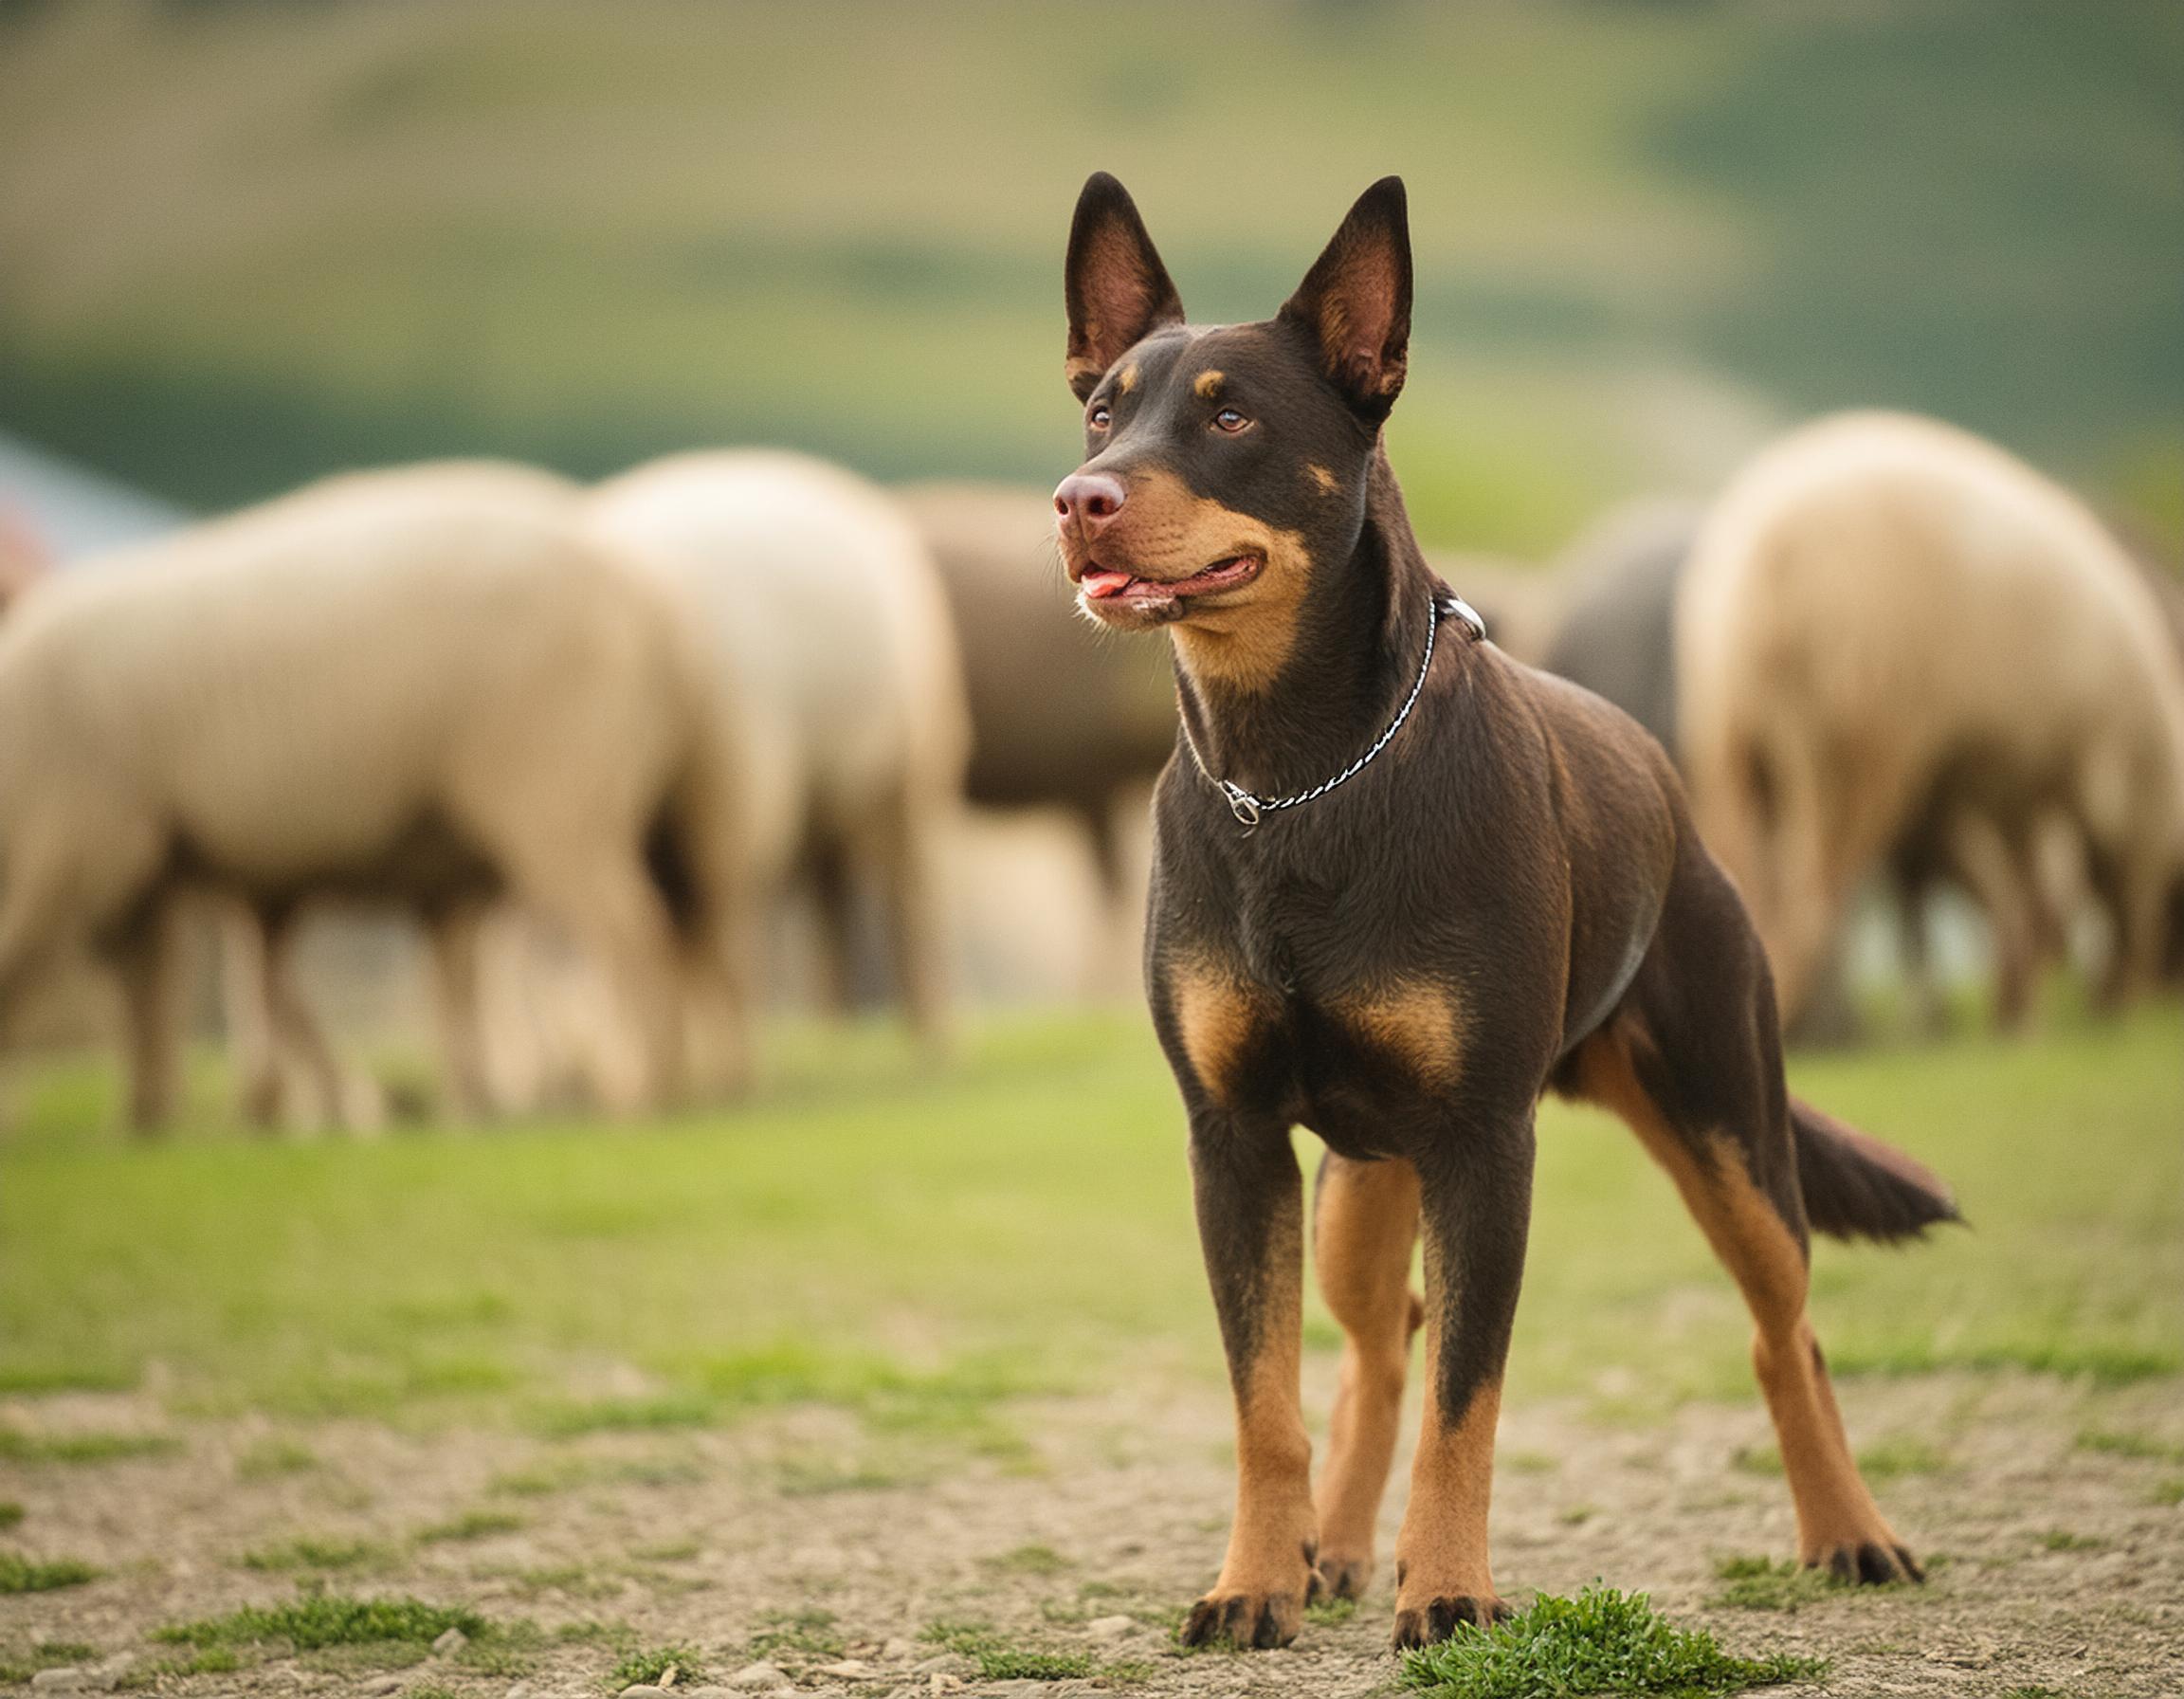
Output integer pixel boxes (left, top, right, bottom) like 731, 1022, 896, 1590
1081, 568, 1136, 599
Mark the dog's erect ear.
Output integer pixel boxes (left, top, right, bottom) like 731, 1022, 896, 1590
1279, 176, 1412, 419
1065, 173, 1185, 402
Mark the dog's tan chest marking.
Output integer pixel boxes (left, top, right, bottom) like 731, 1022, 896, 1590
1171, 959, 1279, 1105
1335, 981, 1466, 1087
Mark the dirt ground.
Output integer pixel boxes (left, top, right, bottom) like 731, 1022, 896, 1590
5, 1363, 2179, 1699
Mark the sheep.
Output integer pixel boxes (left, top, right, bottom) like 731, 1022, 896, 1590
0, 461, 749, 1132
583, 451, 969, 1045
1676, 411, 2184, 1027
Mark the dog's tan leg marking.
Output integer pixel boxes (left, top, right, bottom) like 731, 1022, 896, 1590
1311, 1153, 1422, 1599
1189, 1163, 1319, 1648
1338, 980, 1465, 1087
1171, 958, 1275, 1108
1392, 1324, 1503, 1632
1577, 1032, 1918, 1581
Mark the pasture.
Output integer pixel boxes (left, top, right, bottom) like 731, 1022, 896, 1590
3, 1004, 2178, 1696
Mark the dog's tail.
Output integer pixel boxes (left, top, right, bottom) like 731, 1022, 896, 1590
1790, 1097, 1959, 1243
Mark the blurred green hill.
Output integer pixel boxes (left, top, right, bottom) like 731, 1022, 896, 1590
1, 0, 2178, 553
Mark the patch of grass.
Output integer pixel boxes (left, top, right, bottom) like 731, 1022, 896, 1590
0, 1363, 136, 1396
627, 1537, 700, 1562
1856, 1436, 1951, 1478
986, 1542, 1071, 1576
609, 1643, 706, 1690
1729, 1445, 1781, 1477
751, 1606, 844, 1658
415, 1509, 524, 1544
239, 1536, 389, 1572
0, 1502, 21, 1529
1828, 1341, 2183, 1385
526, 1392, 718, 1437
0, 1427, 178, 1465
1709, 1555, 1847, 1612
2076, 1428, 2184, 1463
555, 1618, 637, 1649
1305, 1596, 1358, 1626
1503, 1450, 1559, 1474
33, 1642, 98, 1665
235, 1436, 321, 1479
406, 1687, 461, 1699
144, 1647, 246, 1678
0, 1553, 100, 1593
1558, 1504, 1598, 1525
774, 1454, 917, 1496
2037, 1530, 2107, 1552
919, 1619, 1092, 1681
2150, 1478, 2184, 1507
1400, 1583, 1829, 1697
155, 1595, 484, 1653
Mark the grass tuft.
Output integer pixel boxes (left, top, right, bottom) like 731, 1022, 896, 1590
239, 1536, 387, 1572
416, 1509, 524, 1544
750, 1606, 844, 1658
527, 1393, 718, 1437
0, 1553, 100, 1593
609, 1643, 706, 1689
0, 1427, 178, 1465
920, 1618, 1094, 1680
2037, 1530, 2107, 1552
1399, 1583, 1827, 1697
155, 1594, 483, 1652
235, 1436, 321, 1479
985, 1542, 1071, 1575
1709, 1554, 1847, 1612
2076, 1428, 2184, 1463
0, 1501, 22, 1529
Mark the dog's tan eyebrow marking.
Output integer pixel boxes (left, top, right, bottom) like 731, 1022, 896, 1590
1306, 464, 1339, 494
1117, 363, 1139, 395
1192, 369, 1225, 399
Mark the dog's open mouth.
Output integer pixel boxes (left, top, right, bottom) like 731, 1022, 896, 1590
1079, 554, 1263, 607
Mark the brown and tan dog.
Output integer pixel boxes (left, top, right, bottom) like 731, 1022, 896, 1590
1051, 174, 1957, 1650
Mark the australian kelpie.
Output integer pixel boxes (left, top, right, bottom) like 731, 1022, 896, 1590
1050, 174, 1956, 1651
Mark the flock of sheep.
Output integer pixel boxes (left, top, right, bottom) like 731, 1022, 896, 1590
0, 410, 2177, 1135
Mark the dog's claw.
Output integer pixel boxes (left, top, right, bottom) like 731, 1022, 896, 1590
1391, 1594, 1510, 1649
1815, 1540, 1921, 1585
1180, 1586, 1306, 1651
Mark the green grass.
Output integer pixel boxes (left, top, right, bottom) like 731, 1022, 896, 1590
0, 1427, 179, 1464
239, 1536, 390, 1573
2037, 1531, 2107, 1552
235, 1436, 321, 1479
1400, 1584, 1828, 1697
415, 1509, 524, 1544
1, 1009, 2176, 1434
155, 1595, 484, 1653
919, 1620, 1094, 1681
2076, 1428, 2184, 1462
1709, 1555, 1848, 1613
608, 1644, 706, 1690
748, 1607, 845, 1659
0, 1502, 21, 1530
0, 1554, 99, 1594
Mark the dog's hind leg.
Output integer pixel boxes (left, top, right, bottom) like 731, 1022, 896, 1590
1574, 845, 1922, 1584
1309, 1150, 1421, 1601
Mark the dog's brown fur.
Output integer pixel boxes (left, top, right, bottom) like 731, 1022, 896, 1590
1053, 174, 1956, 1650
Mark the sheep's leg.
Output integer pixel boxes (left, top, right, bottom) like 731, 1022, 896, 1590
113, 898, 185, 1136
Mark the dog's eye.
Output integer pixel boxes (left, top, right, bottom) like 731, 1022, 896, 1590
1088, 404, 1112, 430
1213, 408, 1250, 433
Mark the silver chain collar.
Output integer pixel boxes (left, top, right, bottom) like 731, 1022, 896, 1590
1178, 589, 1485, 835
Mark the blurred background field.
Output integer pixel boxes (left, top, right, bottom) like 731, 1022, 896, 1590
2, 0, 2179, 554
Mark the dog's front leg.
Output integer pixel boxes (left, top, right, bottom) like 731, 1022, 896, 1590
1391, 1110, 1536, 1647
1179, 1105, 1318, 1650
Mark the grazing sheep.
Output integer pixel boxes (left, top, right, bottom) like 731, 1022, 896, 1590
0, 462, 747, 1131
1541, 500, 1703, 758
585, 451, 969, 1044
898, 480, 1173, 903
1677, 411, 2184, 1025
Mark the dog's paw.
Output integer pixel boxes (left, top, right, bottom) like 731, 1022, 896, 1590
1180, 1575, 1317, 1651
1810, 1539, 1922, 1585
1390, 1593, 1510, 1649
1314, 1549, 1374, 1601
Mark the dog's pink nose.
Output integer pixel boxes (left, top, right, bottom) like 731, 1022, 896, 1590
1053, 472, 1126, 532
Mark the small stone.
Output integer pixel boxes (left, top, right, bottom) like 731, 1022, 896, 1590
432, 1626, 469, 1655
914, 1655, 959, 1673
882, 1637, 918, 1660
29, 1673, 86, 1694
618, 1688, 670, 1699
504, 1686, 536, 1699
726, 1664, 792, 1692
928, 1678, 963, 1696
1084, 1614, 1136, 1641
816, 1660, 872, 1678
359, 1679, 402, 1698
